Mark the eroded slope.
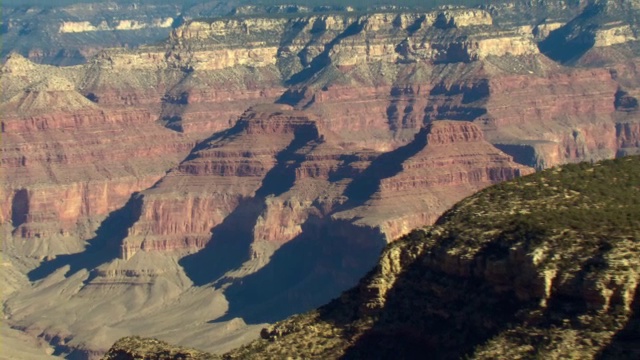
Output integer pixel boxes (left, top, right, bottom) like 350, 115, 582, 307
228, 156, 640, 359
104, 156, 640, 359
4, 1, 640, 358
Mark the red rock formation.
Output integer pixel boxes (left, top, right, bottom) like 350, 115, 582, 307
334, 121, 533, 241
120, 104, 328, 259
120, 106, 532, 265
487, 70, 615, 124
616, 120, 640, 156
4, 5, 640, 357
308, 84, 428, 150
0, 66, 195, 255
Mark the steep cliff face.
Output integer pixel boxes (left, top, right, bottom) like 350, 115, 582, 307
3, 105, 530, 359
6, 3, 635, 160
5, 2, 640, 358
120, 104, 324, 260
105, 156, 640, 360
118, 108, 531, 268
333, 120, 533, 242
0, 55, 195, 257
0, 1, 236, 65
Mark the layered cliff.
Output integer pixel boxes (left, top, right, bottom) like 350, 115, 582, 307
0, 1, 236, 65
332, 120, 533, 241
0, 55, 196, 258
2, 105, 530, 358
117, 107, 530, 270
4, 1, 640, 358
119, 104, 326, 260
104, 156, 640, 359
6, 2, 637, 161
231, 156, 640, 360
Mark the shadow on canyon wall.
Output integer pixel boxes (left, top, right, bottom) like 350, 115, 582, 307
181, 118, 451, 324
339, 126, 428, 207
337, 262, 521, 359
286, 20, 366, 86
27, 194, 143, 283
180, 121, 424, 323
215, 217, 386, 324
10, 188, 29, 230
179, 125, 320, 287
338, 231, 638, 360
537, 3, 600, 64
597, 285, 640, 360
335, 233, 531, 360
202, 129, 432, 323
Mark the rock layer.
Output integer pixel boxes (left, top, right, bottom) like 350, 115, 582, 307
120, 107, 531, 264
4, 2, 640, 358
101, 156, 640, 360
0, 56, 195, 257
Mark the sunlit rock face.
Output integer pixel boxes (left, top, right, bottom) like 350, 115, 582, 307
3, 1, 640, 358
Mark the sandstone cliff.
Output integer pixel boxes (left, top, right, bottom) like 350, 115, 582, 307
238, 156, 640, 360
0, 54, 195, 258
4, 1, 640, 358
1, 103, 530, 358
0, 1, 234, 65
116, 107, 530, 275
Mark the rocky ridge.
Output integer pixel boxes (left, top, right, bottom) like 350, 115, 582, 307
118, 107, 530, 262
1, 53, 195, 258
5, 0, 575, 66
0, 1, 237, 65
4, 1, 640, 358
104, 155, 640, 360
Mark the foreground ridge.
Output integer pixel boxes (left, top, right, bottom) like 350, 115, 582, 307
103, 156, 640, 359
104, 337, 217, 360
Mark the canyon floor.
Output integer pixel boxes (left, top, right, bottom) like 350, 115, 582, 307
2, 1, 640, 359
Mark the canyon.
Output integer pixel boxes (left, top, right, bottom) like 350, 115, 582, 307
2, 1, 640, 358
0, 1, 231, 65
104, 155, 640, 359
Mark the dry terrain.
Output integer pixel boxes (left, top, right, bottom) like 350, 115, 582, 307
2, 1, 640, 358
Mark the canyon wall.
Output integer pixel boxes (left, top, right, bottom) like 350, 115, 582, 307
3, 2, 640, 358
207, 156, 640, 360
0, 57, 195, 257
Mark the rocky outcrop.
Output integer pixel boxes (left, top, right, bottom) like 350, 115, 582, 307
476, 67, 621, 168
59, 18, 175, 33
539, 1, 640, 63
6, 106, 531, 359
6, 3, 635, 158
334, 121, 533, 241
119, 108, 531, 264
1, 1, 235, 65
103, 337, 216, 360
119, 104, 327, 260
78, 45, 285, 137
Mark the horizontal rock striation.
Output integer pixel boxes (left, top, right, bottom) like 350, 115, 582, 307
120, 106, 531, 263
240, 156, 640, 359
119, 105, 329, 259
1, 1, 238, 65
59, 18, 175, 33
334, 120, 533, 241
0, 58, 195, 257
5, 2, 640, 358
